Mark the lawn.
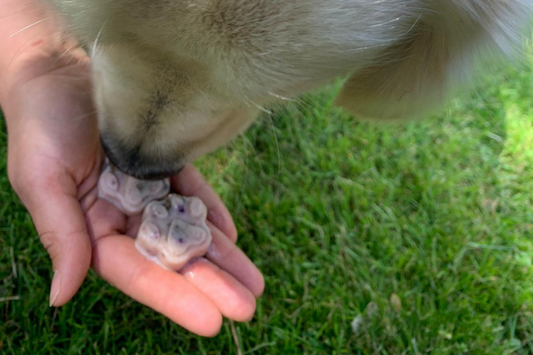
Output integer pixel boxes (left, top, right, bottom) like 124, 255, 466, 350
1, 54, 533, 353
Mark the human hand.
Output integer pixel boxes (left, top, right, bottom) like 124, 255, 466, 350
3, 43, 264, 336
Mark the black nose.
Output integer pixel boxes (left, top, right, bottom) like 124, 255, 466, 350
100, 136, 184, 180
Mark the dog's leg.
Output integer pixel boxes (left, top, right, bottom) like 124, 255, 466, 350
336, 0, 532, 120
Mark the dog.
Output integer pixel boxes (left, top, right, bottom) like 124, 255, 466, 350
47, 0, 532, 179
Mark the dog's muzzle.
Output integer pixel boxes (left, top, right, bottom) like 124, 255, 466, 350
100, 136, 185, 180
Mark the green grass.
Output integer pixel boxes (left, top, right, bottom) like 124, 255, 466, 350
2, 56, 533, 354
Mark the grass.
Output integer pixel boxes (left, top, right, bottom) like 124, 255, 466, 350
1, 56, 533, 354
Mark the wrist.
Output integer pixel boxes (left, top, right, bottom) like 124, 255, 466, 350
0, 0, 82, 106
0, 37, 87, 118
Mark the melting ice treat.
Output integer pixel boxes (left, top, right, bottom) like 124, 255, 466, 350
135, 194, 212, 270
98, 162, 171, 215
97, 162, 211, 270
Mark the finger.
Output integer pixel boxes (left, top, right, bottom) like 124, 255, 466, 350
206, 223, 265, 298
21, 174, 92, 307
91, 234, 223, 337
171, 165, 238, 242
180, 258, 257, 322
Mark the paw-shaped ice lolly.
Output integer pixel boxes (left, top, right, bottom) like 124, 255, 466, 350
98, 162, 170, 215
135, 194, 212, 271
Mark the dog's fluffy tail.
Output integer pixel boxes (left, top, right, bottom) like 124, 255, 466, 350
336, 0, 533, 120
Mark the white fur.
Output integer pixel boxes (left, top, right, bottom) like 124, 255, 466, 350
46, 0, 533, 176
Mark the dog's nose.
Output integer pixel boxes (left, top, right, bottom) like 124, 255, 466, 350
100, 136, 184, 180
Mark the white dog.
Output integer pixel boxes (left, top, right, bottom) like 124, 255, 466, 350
47, 0, 532, 178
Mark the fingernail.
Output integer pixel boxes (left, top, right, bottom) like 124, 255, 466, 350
206, 243, 221, 259
49, 270, 61, 307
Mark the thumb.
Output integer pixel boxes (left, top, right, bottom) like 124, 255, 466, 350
19, 175, 92, 307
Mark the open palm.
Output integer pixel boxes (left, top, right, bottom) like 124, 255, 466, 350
5, 49, 263, 336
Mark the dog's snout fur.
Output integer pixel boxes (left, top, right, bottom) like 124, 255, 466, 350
100, 134, 185, 180
48, 0, 533, 175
